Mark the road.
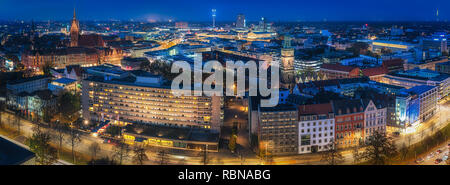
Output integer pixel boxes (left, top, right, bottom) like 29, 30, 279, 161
1, 98, 449, 165
416, 141, 449, 165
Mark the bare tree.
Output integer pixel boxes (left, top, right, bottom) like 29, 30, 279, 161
157, 149, 168, 165
89, 142, 101, 162
201, 145, 210, 165
66, 128, 81, 163
112, 139, 130, 165
357, 130, 397, 165
407, 134, 413, 146
7, 114, 12, 127
28, 126, 58, 165
352, 144, 362, 164
53, 123, 68, 157
321, 142, 344, 165
132, 144, 148, 165
14, 110, 21, 134
399, 143, 409, 160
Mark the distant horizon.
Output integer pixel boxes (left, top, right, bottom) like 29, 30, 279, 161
0, 19, 449, 24
0, 0, 448, 22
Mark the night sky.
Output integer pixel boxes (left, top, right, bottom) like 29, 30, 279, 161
0, 0, 449, 22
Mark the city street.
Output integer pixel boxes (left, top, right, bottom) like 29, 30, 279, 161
1, 96, 449, 165
416, 141, 449, 165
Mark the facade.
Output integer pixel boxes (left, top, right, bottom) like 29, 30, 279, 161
422, 33, 448, 54
362, 99, 387, 141
297, 103, 335, 154
395, 85, 438, 129
258, 104, 298, 155
81, 68, 224, 132
332, 99, 365, 149
121, 57, 149, 71
294, 58, 322, 72
6, 75, 50, 94
403, 57, 448, 71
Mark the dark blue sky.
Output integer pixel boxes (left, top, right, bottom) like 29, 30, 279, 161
0, 0, 448, 22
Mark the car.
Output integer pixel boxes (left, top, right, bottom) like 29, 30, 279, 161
435, 158, 442, 164
436, 150, 442, 154
443, 155, 448, 161
415, 158, 424, 164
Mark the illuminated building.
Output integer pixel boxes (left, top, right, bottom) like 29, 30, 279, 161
362, 99, 387, 141
175, 22, 188, 29
81, 65, 224, 132
22, 47, 100, 70
122, 124, 219, 152
371, 40, 416, 53
257, 104, 298, 156
332, 99, 365, 149
382, 68, 450, 100
6, 75, 56, 119
422, 32, 448, 54
211, 9, 216, 28
70, 8, 80, 47
395, 85, 437, 129
280, 36, 295, 89
403, 57, 448, 71
298, 103, 335, 154
236, 14, 245, 28
120, 57, 149, 71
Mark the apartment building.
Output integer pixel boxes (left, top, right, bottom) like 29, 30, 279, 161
297, 103, 335, 154
332, 99, 365, 149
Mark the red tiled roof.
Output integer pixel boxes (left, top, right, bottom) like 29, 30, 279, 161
321, 63, 357, 72
78, 34, 105, 47
362, 66, 388, 76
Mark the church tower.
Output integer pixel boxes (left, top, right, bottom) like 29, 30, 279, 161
280, 35, 295, 90
70, 8, 80, 47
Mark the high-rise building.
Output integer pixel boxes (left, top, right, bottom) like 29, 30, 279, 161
281, 35, 296, 89
70, 8, 80, 47
81, 65, 224, 132
211, 9, 216, 28
236, 14, 245, 28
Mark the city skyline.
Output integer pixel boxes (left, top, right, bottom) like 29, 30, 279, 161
0, 0, 449, 22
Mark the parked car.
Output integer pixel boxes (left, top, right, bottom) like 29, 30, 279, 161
434, 158, 442, 164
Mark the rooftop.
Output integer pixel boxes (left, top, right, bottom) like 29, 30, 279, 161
0, 136, 35, 165
123, 124, 219, 143
7, 75, 49, 85
405, 85, 436, 95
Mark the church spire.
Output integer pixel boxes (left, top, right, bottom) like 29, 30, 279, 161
73, 7, 76, 20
